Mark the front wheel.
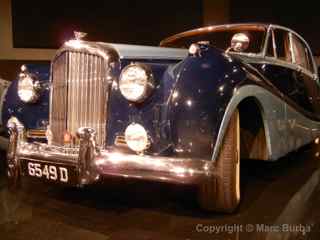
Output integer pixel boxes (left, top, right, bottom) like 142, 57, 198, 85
198, 109, 240, 212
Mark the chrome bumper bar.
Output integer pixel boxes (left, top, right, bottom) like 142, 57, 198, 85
7, 123, 214, 186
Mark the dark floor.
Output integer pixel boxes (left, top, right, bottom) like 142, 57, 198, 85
0, 143, 320, 240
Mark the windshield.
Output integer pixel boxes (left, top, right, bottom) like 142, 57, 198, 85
161, 25, 267, 54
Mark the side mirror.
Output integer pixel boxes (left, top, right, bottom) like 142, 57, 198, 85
230, 33, 250, 52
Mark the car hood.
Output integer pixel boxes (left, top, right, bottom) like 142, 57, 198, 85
97, 42, 188, 60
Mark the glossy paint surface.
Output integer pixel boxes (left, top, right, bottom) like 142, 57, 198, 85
167, 47, 247, 159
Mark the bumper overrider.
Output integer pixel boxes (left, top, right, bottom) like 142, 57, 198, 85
7, 122, 215, 187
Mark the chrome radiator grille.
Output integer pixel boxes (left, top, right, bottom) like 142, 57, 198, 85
50, 51, 107, 146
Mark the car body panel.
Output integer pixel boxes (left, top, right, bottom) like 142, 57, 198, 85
214, 84, 320, 161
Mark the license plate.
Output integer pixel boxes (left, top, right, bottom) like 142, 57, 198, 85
21, 160, 78, 185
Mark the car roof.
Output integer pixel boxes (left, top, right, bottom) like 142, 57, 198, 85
160, 23, 270, 47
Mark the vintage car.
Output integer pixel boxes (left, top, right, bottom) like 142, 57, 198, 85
3, 23, 320, 212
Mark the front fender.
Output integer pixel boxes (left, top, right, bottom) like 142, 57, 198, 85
168, 47, 247, 160
2, 64, 50, 130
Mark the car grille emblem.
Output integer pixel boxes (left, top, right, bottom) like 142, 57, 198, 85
74, 31, 87, 40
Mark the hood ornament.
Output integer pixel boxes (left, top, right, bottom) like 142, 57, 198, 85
74, 31, 87, 40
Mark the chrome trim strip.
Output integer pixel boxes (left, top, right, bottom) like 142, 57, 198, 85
289, 32, 296, 64
261, 25, 271, 56
212, 85, 320, 162
271, 29, 277, 58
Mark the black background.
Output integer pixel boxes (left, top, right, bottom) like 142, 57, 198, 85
12, 0, 203, 48
11, 0, 320, 53
230, 0, 320, 54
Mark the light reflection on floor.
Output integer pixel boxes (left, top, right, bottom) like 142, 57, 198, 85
0, 143, 319, 240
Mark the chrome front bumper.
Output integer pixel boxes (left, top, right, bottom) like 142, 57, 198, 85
7, 123, 214, 186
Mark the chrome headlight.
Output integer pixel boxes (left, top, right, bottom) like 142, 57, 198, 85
119, 63, 155, 103
125, 123, 150, 152
18, 65, 40, 103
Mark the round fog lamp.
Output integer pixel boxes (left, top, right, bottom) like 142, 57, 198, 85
125, 123, 149, 152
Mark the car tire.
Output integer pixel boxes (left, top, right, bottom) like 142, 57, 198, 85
198, 109, 240, 212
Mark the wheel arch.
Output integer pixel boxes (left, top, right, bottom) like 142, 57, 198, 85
212, 88, 272, 162
238, 97, 270, 160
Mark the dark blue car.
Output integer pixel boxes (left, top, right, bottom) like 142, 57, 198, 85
3, 23, 320, 212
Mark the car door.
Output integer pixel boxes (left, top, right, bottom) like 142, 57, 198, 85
290, 33, 320, 116
261, 28, 314, 113
259, 27, 318, 152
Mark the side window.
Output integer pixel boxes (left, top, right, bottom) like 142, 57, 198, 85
274, 29, 292, 63
291, 35, 312, 72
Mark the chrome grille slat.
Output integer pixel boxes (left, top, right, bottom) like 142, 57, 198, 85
63, 52, 68, 138
92, 56, 97, 131
84, 54, 89, 125
51, 51, 107, 146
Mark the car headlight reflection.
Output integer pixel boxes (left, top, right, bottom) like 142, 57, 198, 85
18, 66, 40, 103
119, 63, 155, 103
125, 123, 150, 153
